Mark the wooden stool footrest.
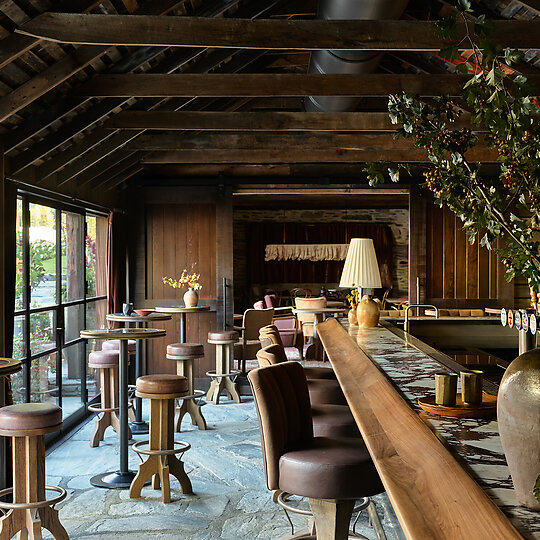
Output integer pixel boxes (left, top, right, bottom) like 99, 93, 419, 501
88, 404, 119, 414
178, 389, 205, 401
206, 369, 240, 379
132, 439, 191, 457
0, 485, 66, 510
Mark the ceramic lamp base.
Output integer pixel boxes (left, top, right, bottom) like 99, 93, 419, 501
356, 295, 380, 328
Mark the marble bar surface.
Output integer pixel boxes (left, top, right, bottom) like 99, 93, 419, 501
345, 321, 539, 540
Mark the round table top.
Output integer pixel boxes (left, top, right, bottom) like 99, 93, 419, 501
80, 328, 166, 340
106, 313, 172, 323
155, 305, 211, 314
0, 357, 22, 376
293, 307, 348, 314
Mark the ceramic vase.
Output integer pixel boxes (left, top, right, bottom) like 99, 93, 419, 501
183, 288, 199, 308
348, 308, 358, 326
356, 295, 380, 328
497, 347, 540, 510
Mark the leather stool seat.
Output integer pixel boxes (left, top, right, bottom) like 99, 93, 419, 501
167, 343, 204, 357
136, 374, 188, 396
304, 366, 336, 380
311, 404, 359, 438
0, 403, 61, 433
279, 436, 383, 500
102, 339, 136, 353
208, 330, 239, 343
89, 350, 119, 367
307, 378, 347, 405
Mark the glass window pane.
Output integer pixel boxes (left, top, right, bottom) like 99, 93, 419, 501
30, 353, 59, 404
86, 299, 107, 332
61, 342, 84, 419
30, 311, 56, 356
30, 203, 57, 308
10, 368, 25, 405
86, 343, 100, 402
15, 199, 23, 311
86, 215, 107, 298
12, 315, 25, 361
64, 304, 84, 344
62, 212, 84, 302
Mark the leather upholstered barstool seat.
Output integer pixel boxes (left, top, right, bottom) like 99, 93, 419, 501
88, 349, 133, 446
256, 345, 357, 437
248, 362, 383, 540
206, 331, 241, 405
130, 375, 193, 503
256, 344, 346, 406
0, 403, 68, 539
166, 343, 207, 431
102, 339, 137, 353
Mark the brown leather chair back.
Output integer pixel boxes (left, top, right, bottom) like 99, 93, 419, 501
248, 361, 313, 490
256, 343, 287, 367
259, 325, 283, 348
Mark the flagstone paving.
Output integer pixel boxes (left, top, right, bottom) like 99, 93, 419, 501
44, 397, 406, 539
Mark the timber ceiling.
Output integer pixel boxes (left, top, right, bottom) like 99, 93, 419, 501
0, 0, 538, 193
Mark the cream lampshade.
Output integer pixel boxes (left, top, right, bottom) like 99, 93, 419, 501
340, 238, 382, 328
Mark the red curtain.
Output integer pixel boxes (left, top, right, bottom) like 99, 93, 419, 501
247, 222, 393, 290
106, 213, 125, 326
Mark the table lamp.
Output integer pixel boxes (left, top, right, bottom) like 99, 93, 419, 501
339, 238, 382, 327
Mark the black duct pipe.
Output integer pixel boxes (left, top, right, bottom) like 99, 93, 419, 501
304, 0, 410, 113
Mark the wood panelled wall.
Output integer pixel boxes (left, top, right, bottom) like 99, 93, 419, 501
424, 200, 513, 308
131, 187, 233, 387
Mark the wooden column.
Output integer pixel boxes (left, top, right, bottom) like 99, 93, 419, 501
408, 186, 427, 304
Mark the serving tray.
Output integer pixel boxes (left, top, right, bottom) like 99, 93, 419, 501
418, 394, 497, 418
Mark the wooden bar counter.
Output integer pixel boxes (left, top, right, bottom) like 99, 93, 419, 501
318, 318, 538, 540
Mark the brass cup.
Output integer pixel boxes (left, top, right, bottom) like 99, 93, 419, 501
435, 372, 458, 406
461, 370, 483, 405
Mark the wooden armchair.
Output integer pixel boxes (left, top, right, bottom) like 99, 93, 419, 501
233, 308, 275, 374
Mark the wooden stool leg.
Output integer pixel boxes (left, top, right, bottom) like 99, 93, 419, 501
223, 344, 240, 404
309, 498, 355, 540
175, 359, 206, 431
0, 436, 68, 540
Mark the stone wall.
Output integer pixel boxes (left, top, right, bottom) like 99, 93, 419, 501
233, 208, 409, 307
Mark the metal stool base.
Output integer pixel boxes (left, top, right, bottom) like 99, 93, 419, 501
90, 470, 149, 490
129, 420, 150, 435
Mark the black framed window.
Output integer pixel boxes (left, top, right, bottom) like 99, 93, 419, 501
12, 193, 108, 427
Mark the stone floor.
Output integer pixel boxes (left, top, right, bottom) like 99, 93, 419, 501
44, 397, 406, 540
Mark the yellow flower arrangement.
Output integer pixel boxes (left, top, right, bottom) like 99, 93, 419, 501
162, 269, 202, 291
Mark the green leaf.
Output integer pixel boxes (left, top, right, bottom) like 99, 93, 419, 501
388, 167, 400, 183
435, 15, 458, 40
439, 46, 460, 62
457, 0, 473, 12
504, 48, 524, 66
474, 15, 495, 37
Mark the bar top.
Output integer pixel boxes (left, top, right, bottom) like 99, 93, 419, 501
318, 318, 539, 540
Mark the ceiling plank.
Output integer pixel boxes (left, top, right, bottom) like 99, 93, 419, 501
17, 14, 540, 50
140, 145, 499, 163
77, 73, 540, 97
108, 110, 482, 131
126, 132, 492, 151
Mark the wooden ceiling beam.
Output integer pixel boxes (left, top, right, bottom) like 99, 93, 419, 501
108, 110, 482, 132
0, 0, 195, 125
127, 132, 490, 151
140, 145, 499, 163
18, 14, 540, 50
0, 1, 103, 69
77, 73, 540, 98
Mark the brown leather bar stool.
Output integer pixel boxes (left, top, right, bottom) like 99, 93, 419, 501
206, 331, 241, 405
102, 339, 137, 353
166, 343, 207, 431
248, 362, 383, 540
88, 349, 133, 447
259, 328, 336, 381
130, 375, 193, 504
0, 403, 68, 539
256, 345, 358, 438
257, 344, 346, 405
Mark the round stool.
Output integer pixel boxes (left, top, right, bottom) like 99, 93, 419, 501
0, 403, 68, 539
88, 350, 134, 447
130, 375, 192, 504
102, 339, 137, 353
206, 331, 241, 405
166, 343, 207, 431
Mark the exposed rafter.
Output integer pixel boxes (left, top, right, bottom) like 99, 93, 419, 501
18, 14, 540, 50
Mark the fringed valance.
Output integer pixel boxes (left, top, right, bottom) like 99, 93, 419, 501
265, 244, 350, 262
